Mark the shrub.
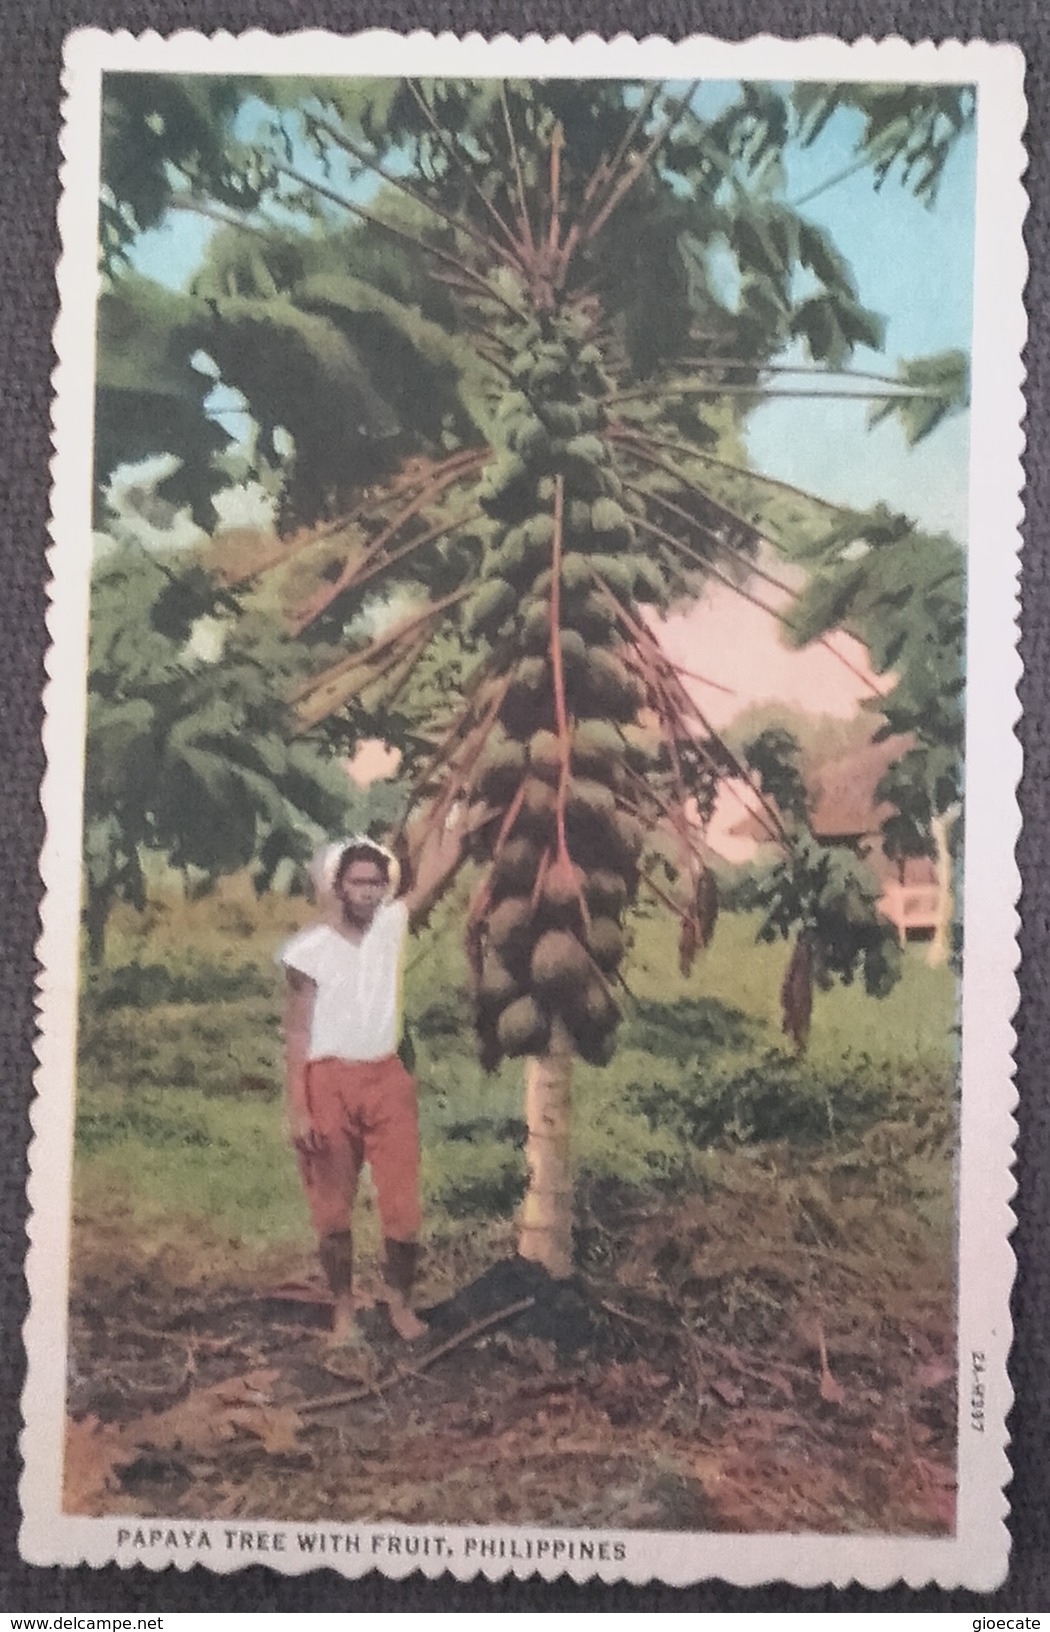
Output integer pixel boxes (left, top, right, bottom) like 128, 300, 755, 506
627, 1049, 903, 1149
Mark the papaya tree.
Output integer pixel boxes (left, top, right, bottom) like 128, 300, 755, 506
97, 75, 969, 1275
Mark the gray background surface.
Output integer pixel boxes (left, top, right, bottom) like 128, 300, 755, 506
1, 1, 1045, 1609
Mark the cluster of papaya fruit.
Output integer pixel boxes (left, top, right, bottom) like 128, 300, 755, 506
463, 317, 669, 1068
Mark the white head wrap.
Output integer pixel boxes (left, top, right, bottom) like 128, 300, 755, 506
310, 835, 401, 907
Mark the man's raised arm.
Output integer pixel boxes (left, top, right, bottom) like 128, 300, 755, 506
399, 807, 487, 933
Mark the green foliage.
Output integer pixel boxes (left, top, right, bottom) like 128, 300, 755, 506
740, 726, 810, 824
91, 72, 972, 1077
867, 349, 970, 446
83, 542, 357, 959
95, 277, 234, 529
72, 894, 957, 1254
629, 1048, 894, 1148
184, 227, 486, 528
783, 503, 965, 859
744, 834, 904, 1054
793, 83, 975, 206
99, 73, 263, 271
85, 957, 272, 1011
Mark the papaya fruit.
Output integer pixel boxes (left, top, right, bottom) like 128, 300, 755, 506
506, 415, 551, 463
528, 728, 562, 785
568, 498, 593, 535
572, 1024, 617, 1068
585, 868, 628, 915
558, 627, 588, 678
467, 577, 516, 640
530, 929, 592, 996
479, 453, 534, 520
487, 895, 535, 966
477, 950, 521, 1012
488, 528, 529, 584
572, 975, 619, 1030
476, 737, 526, 803
632, 557, 668, 605
565, 434, 609, 468
515, 653, 548, 691
497, 994, 551, 1057
573, 591, 616, 642
588, 555, 636, 600
562, 978, 620, 1066
518, 776, 557, 841
520, 598, 551, 655
590, 497, 633, 548
575, 397, 603, 433
587, 916, 624, 973
540, 861, 586, 927
560, 553, 593, 596
567, 776, 618, 824
614, 810, 645, 860
572, 718, 623, 779
525, 514, 555, 550
491, 837, 540, 898
579, 645, 642, 719
529, 357, 568, 392
540, 401, 580, 438
619, 722, 663, 770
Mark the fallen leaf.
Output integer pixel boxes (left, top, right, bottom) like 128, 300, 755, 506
815, 1322, 846, 1406
125, 1370, 283, 1458
924, 1486, 956, 1529
229, 1369, 280, 1400
64, 1415, 135, 1515
915, 1358, 955, 1392
913, 1455, 956, 1489
228, 1405, 304, 1456
710, 1377, 744, 1407
819, 1370, 846, 1406
264, 1280, 332, 1307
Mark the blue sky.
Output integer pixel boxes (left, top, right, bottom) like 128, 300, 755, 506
127, 82, 975, 542
744, 105, 974, 540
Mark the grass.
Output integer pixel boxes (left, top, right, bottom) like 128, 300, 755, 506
72, 873, 958, 1287
67, 874, 960, 1539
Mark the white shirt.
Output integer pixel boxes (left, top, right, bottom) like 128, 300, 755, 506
277, 900, 408, 1063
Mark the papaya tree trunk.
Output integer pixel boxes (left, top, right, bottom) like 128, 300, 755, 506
926, 805, 959, 969
518, 1017, 574, 1278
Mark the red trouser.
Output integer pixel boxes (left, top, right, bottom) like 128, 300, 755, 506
299, 1055, 421, 1242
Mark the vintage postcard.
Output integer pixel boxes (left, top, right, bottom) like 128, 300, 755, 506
24, 28, 1024, 1590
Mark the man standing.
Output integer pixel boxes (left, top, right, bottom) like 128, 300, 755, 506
278, 837, 426, 1348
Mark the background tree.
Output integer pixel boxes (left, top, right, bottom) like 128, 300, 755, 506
95, 74, 969, 1276
83, 539, 364, 964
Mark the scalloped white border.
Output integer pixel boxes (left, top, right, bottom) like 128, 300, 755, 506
24, 27, 1026, 1592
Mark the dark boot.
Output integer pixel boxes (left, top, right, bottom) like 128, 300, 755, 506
318, 1229, 360, 1348
383, 1238, 426, 1341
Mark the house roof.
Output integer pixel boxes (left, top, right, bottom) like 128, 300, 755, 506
808, 732, 915, 838
728, 731, 916, 844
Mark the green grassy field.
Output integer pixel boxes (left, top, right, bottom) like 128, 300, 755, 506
72, 873, 958, 1289
68, 873, 960, 1534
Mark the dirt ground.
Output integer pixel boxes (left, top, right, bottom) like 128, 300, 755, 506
65, 1188, 957, 1536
